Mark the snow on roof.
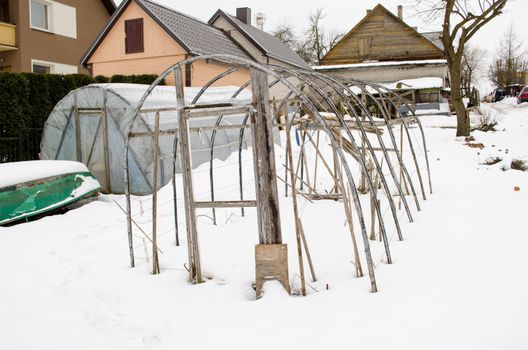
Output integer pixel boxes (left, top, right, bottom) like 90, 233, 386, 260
384, 77, 445, 90
90, 83, 251, 109
345, 77, 444, 95
0, 161, 90, 188
313, 59, 447, 70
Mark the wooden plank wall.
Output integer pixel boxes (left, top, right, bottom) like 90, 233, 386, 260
321, 6, 444, 65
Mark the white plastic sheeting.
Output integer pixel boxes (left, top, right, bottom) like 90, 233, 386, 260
41, 84, 252, 195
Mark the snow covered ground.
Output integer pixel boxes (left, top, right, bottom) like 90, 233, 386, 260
1, 100, 527, 349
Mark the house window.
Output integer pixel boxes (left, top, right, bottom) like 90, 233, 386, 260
32, 62, 51, 74
125, 18, 144, 54
185, 64, 191, 87
31, 59, 78, 74
1, 0, 10, 23
30, 0, 49, 31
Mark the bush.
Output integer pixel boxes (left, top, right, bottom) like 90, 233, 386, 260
46, 74, 77, 108
94, 75, 109, 83
21, 73, 51, 128
0, 72, 164, 133
109, 74, 128, 83
70, 74, 95, 88
0, 73, 30, 135
511, 159, 528, 172
110, 74, 162, 85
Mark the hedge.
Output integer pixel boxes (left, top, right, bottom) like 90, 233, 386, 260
0, 73, 30, 135
0, 73, 163, 133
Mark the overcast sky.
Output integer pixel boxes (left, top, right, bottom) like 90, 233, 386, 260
116, 0, 528, 90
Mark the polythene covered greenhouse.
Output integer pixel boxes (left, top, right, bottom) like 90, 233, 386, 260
40, 84, 252, 195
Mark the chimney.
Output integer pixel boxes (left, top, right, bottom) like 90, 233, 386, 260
397, 5, 403, 20
236, 7, 251, 25
366, 9, 371, 15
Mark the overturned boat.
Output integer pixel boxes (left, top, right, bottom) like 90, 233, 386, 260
0, 161, 101, 225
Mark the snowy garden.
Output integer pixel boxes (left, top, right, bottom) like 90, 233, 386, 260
1, 94, 527, 348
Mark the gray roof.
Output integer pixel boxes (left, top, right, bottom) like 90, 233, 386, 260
140, 0, 248, 58
420, 31, 444, 51
82, 0, 249, 65
209, 10, 311, 70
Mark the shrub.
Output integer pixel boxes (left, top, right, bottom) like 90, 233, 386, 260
110, 74, 128, 83
110, 74, 162, 85
21, 73, 52, 128
46, 74, 77, 109
0, 72, 164, 133
511, 159, 528, 172
94, 75, 109, 83
70, 74, 95, 88
0, 73, 31, 135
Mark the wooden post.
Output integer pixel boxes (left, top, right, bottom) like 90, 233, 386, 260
313, 130, 320, 193
335, 155, 363, 277
285, 122, 307, 296
359, 93, 367, 192
74, 91, 82, 162
151, 111, 161, 275
250, 68, 290, 298
102, 91, 112, 193
175, 68, 203, 284
250, 68, 282, 245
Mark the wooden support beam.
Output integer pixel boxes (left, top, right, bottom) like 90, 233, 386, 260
102, 92, 112, 193
185, 105, 249, 119
176, 68, 203, 284
194, 200, 257, 209
74, 91, 82, 162
250, 68, 282, 245
151, 111, 161, 275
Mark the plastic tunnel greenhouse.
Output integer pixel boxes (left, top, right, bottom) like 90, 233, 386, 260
40, 84, 253, 195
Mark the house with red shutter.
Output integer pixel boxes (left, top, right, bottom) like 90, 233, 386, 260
81, 0, 252, 85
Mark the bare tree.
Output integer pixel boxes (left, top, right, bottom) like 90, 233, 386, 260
461, 45, 486, 94
273, 10, 343, 66
301, 9, 343, 65
303, 8, 326, 65
272, 21, 298, 50
488, 25, 527, 87
415, 0, 508, 136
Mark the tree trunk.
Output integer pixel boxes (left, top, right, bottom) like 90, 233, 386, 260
450, 59, 470, 136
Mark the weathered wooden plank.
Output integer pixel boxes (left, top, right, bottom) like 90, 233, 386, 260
321, 5, 444, 65
194, 200, 257, 209
102, 92, 112, 193
175, 68, 203, 284
74, 91, 82, 162
151, 111, 161, 275
250, 68, 282, 245
185, 105, 249, 119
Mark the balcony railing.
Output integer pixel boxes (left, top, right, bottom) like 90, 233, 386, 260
0, 21, 17, 52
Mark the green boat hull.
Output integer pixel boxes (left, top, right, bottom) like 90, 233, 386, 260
0, 172, 101, 225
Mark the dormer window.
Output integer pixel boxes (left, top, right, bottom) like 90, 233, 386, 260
125, 18, 144, 54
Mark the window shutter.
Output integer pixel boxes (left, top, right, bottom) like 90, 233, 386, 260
125, 18, 144, 54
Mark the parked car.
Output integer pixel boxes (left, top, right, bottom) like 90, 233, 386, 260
506, 84, 523, 97
491, 88, 507, 102
483, 91, 494, 103
518, 86, 528, 104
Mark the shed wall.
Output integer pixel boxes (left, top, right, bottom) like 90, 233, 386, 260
321, 5, 444, 65
318, 64, 449, 84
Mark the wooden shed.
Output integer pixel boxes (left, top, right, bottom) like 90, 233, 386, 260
320, 4, 444, 66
